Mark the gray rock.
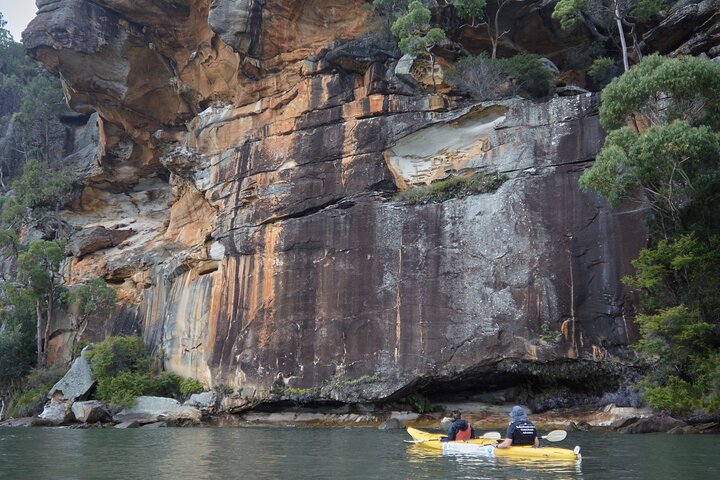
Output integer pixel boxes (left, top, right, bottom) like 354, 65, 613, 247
34, 402, 75, 426
0, 417, 34, 427
114, 396, 202, 425
66, 226, 135, 258
667, 425, 700, 435
394, 54, 418, 86
208, 0, 265, 54
556, 85, 590, 97
71, 400, 111, 423
390, 411, 420, 422
48, 351, 95, 403
115, 420, 140, 429
619, 415, 686, 434
378, 418, 402, 430
183, 391, 217, 411
539, 57, 560, 75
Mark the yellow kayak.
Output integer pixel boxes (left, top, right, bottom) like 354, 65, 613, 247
406, 427, 581, 461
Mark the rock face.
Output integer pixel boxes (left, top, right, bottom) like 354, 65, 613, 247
26, 1, 658, 405
48, 350, 96, 403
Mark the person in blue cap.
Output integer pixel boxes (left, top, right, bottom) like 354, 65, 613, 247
496, 405, 539, 448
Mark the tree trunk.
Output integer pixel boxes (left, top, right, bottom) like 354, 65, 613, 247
44, 290, 53, 366
36, 298, 43, 366
615, 3, 630, 71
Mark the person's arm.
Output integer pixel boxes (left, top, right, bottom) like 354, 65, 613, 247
533, 432, 539, 447
495, 438, 512, 449
444, 423, 457, 442
496, 424, 514, 449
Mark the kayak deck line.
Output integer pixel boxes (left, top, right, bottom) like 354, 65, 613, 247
405, 427, 581, 461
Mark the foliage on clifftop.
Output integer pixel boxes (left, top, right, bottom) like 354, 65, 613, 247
395, 171, 507, 204
580, 54, 720, 416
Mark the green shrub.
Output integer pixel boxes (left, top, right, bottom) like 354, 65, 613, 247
95, 371, 151, 409
587, 57, 619, 88
147, 371, 183, 399
0, 327, 35, 384
87, 335, 206, 408
179, 378, 205, 397
447, 54, 555, 100
503, 54, 555, 100
5, 366, 65, 418
86, 336, 151, 381
395, 172, 507, 204
7, 384, 50, 417
445, 54, 508, 101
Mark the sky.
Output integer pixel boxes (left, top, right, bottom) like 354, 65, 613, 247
0, 1, 38, 42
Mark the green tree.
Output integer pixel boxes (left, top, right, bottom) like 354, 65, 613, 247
0, 12, 13, 45
599, 54, 720, 132
17, 240, 65, 366
1, 158, 75, 237
12, 75, 66, 163
69, 280, 116, 353
391, 1, 446, 89
457, 0, 513, 60
552, 0, 666, 72
581, 54, 720, 415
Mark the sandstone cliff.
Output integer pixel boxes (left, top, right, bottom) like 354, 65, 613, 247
23, 0, 664, 408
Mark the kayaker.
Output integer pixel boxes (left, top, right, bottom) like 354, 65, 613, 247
495, 405, 539, 448
441, 409, 474, 441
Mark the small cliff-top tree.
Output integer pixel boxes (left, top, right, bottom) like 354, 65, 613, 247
391, 1, 446, 88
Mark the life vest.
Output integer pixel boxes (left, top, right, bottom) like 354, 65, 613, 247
455, 424, 472, 441
510, 420, 537, 446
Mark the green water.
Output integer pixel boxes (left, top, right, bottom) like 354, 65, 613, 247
1, 427, 718, 479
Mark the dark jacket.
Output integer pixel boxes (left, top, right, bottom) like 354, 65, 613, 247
446, 419, 474, 441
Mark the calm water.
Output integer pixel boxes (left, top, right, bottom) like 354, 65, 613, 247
1, 427, 719, 479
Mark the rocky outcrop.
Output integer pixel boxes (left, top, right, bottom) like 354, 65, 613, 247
641, 0, 720, 58
48, 350, 96, 403
113, 396, 202, 425
71, 400, 112, 423
66, 226, 135, 258
26, 1, 654, 407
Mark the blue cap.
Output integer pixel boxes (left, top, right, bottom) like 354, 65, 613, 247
510, 405, 527, 422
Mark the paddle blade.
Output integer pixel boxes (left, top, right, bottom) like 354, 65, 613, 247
482, 431, 502, 440
542, 430, 567, 442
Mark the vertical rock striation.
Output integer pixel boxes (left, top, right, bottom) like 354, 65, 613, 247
25, 0, 648, 404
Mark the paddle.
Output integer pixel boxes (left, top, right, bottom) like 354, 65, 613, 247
404, 431, 502, 444
541, 430, 567, 442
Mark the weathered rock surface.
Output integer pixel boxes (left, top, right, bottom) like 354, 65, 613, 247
113, 396, 202, 425
34, 402, 75, 427
71, 400, 112, 423
183, 391, 217, 411
618, 415, 686, 434
378, 417, 402, 430
641, 0, 720, 58
23, 0, 684, 407
48, 351, 95, 404
66, 226, 135, 258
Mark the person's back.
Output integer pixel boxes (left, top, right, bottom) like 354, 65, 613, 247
507, 418, 537, 446
496, 406, 538, 449
444, 410, 474, 441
